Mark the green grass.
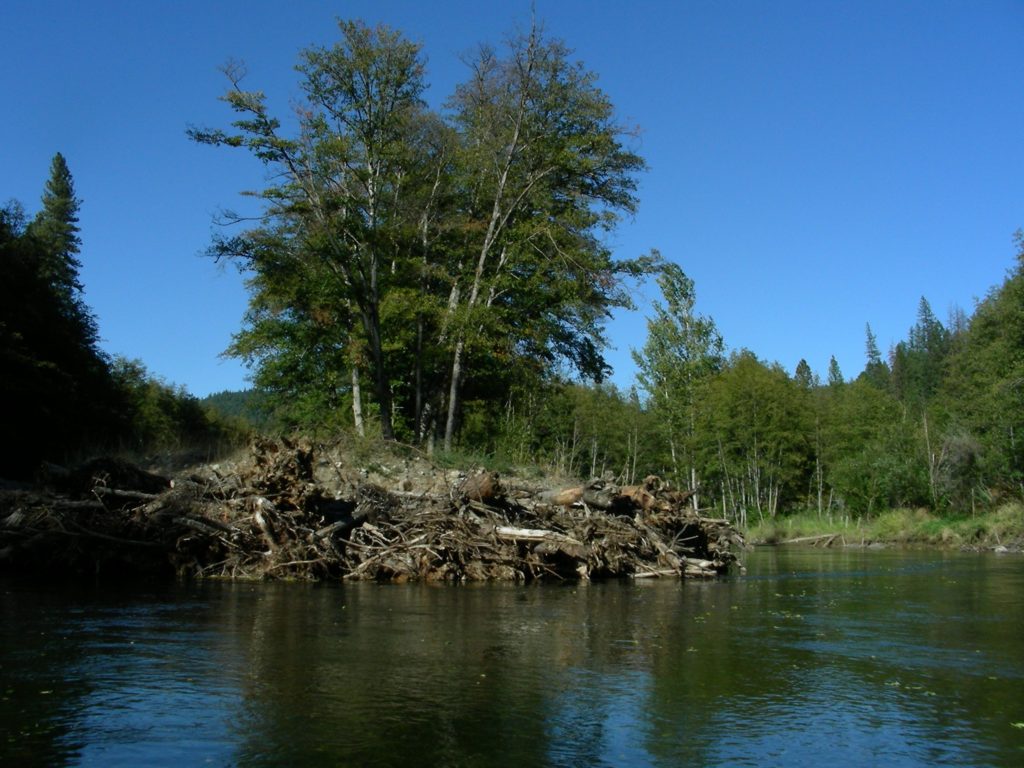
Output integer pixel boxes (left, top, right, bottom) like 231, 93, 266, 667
747, 502, 1024, 550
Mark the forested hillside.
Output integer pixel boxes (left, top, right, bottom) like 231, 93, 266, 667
1, 156, 244, 478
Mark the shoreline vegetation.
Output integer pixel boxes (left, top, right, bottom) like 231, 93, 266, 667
746, 504, 1024, 552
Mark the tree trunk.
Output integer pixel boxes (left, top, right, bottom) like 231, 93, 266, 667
351, 365, 365, 438
443, 338, 465, 452
362, 304, 394, 441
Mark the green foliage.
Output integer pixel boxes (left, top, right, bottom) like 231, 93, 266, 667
109, 357, 248, 453
940, 231, 1024, 493
193, 18, 651, 448
747, 503, 1024, 549
860, 323, 890, 389
200, 389, 270, 430
827, 355, 844, 387
696, 352, 810, 523
632, 260, 723, 488
890, 297, 950, 409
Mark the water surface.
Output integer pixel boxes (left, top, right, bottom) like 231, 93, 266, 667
2, 548, 1022, 766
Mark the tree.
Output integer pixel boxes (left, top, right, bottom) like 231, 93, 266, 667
27, 153, 100, 351
827, 355, 843, 387
191, 21, 434, 440
0, 160, 117, 476
194, 19, 651, 448
860, 323, 890, 389
29, 154, 83, 299
890, 297, 949, 409
794, 359, 815, 389
633, 261, 723, 498
696, 352, 810, 525
440, 21, 649, 449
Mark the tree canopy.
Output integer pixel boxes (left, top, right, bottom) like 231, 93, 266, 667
191, 19, 652, 446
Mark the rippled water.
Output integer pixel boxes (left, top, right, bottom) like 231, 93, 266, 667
2, 548, 1022, 766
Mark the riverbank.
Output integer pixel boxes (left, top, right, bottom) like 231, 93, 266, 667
745, 503, 1024, 551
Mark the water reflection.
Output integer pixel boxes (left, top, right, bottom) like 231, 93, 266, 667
1, 549, 1022, 766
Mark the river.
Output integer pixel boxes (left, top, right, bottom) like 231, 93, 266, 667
1, 548, 1022, 766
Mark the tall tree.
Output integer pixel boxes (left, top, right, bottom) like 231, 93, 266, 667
827, 355, 844, 387
440, 21, 649, 449
633, 260, 723, 498
29, 153, 83, 301
191, 21, 434, 440
26, 153, 100, 350
860, 322, 890, 389
1, 165, 111, 474
891, 297, 949, 408
794, 358, 815, 389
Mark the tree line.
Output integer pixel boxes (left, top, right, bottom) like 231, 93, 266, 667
628, 247, 1024, 523
1, 155, 243, 478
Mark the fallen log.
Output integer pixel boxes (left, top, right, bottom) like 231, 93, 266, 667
781, 533, 837, 545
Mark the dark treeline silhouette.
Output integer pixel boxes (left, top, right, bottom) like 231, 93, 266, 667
1, 156, 243, 479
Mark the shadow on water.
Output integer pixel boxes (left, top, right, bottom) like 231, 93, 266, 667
1, 548, 1023, 766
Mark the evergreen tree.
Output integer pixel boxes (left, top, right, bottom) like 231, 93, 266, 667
860, 323, 890, 389
1, 181, 111, 475
27, 153, 100, 350
794, 358, 815, 389
29, 153, 83, 299
891, 297, 949, 408
827, 356, 844, 387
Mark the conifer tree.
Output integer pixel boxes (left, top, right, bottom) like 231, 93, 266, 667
827, 356, 844, 387
27, 153, 99, 349
30, 153, 83, 300
794, 359, 815, 389
861, 323, 890, 389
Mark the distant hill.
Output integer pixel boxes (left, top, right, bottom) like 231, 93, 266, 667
201, 389, 270, 429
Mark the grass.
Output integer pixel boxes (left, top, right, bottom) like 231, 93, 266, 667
747, 502, 1024, 550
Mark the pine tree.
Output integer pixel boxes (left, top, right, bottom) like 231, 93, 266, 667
861, 323, 890, 389
27, 153, 99, 350
827, 356, 844, 387
30, 153, 83, 301
890, 297, 949, 408
794, 358, 815, 389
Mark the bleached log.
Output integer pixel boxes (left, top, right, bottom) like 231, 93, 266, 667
492, 525, 582, 545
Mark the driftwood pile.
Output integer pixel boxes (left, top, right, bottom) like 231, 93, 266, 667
0, 438, 744, 582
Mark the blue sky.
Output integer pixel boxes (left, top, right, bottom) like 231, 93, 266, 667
3, 0, 1022, 396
